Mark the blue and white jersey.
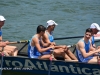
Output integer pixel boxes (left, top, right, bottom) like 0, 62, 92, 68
0, 29, 2, 36
28, 35, 41, 58
91, 36, 95, 45
45, 31, 54, 42
76, 39, 93, 63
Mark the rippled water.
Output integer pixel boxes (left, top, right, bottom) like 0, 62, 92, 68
0, 0, 100, 75
0, 0, 100, 45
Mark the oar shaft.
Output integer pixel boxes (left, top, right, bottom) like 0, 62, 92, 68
9, 40, 28, 44
54, 36, 83, 40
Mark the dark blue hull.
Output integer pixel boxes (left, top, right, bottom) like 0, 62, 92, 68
0, 56, 100, 75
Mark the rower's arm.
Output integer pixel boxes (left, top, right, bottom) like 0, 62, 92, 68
33, 38, 53, 53
0, 35, 2, 41
42, 33, 56, 46
40, 40, 51, 47
42, 32, 51, 43
78, 42, 96, 58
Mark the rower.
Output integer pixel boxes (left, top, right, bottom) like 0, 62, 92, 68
0, 15, 18, 56
42, 20, 77, 60
76, 28, 100, 64
90, 23, 100, 49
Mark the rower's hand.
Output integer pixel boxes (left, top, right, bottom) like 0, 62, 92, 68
50, 42, 56, 46
63, 45, 67, 49
50, 45, 55, 50
5, 41, 10, 45
58, 45, 67, 49
96, 49, 100, 53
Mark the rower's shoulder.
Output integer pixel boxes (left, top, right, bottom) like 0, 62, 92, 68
76, 39, 84, 46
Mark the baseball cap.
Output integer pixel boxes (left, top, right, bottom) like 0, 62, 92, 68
90, 23, 100, 31
0, 15, 6, 21
47, 20, 58, 27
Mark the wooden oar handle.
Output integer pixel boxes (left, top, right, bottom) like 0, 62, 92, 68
67, 44, 76, 48
9, 40, 29, 44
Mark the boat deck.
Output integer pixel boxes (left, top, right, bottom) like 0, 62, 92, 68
9, 42, 77, 61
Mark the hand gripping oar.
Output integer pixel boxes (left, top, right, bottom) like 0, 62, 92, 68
0, 47, 4, 75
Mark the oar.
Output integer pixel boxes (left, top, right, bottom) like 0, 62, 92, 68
9, 40, 28, 44
8, 35, 100, 44
54, 36, 83, 40
18, 41, 29, 53
0, 47, 4, 75
9, 40, 29, 54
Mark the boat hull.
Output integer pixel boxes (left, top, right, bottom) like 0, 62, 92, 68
1, 42, 100, 75
0, 56, 100, 75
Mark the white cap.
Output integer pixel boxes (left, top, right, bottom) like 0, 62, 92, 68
0, 15, 6, 21
90, 23, 100, 31
47, 20, 58, 27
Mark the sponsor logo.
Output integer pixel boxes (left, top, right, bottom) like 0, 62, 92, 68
0, 59, 100, 75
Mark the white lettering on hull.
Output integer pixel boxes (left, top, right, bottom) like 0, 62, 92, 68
25, 59, 38, 70
0, 59, 100, 75
12, 61, 23, 67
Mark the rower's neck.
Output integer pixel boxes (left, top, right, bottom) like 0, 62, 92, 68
36, 34, 41, 39
84, 37, 89, 43
46, 29, 51, 34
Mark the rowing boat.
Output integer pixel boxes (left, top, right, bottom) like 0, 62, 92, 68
0, 41, 100, 75
2, 54, 100, 75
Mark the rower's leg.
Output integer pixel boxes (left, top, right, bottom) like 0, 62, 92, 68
38, 54, 56, 60
3, 51, 10, 56
88, 56, 98, 64
54, 48, 72, 60
3, 45, 18, 56
13, 48, 18, 56
65, 49, 78, 60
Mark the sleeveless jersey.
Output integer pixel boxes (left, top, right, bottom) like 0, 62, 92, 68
28, 35, 41, 58
76, 39, 93, 63
0, 29, 2, 36
45, 31, 54, 42
91, 36, 95, 45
